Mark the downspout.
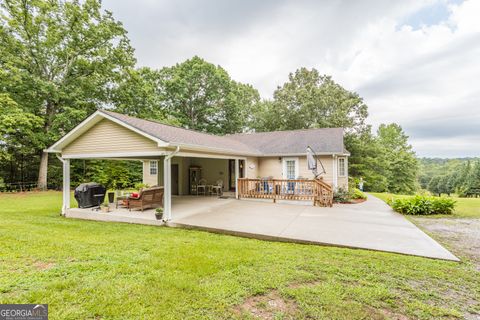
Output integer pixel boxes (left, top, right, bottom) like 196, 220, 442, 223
166, 146, 180, 161
163, 146, 180, 222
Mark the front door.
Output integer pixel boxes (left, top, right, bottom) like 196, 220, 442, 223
171, 164, 179, 195
228, 160, 244, 191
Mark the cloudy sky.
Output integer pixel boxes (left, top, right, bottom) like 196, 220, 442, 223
102, 0, 480, 158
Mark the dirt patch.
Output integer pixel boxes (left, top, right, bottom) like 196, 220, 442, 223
234, 290, 298, 319
412, 217, 480, 269
32, 261, 56, 271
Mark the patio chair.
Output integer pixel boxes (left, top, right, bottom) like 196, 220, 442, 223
128, 186, 164, 212
211, 179, 223, 196
197, 179, 207, 196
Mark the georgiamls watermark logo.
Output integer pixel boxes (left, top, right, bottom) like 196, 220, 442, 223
0, 304, 48, 320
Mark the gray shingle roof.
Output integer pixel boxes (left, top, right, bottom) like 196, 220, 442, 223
227, 128, 347, 155
101, 110, 348, 156
101, 110, 259, 154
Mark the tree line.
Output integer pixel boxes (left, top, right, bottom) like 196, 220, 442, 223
0, 0, 418, 193
420, 158, 480, 197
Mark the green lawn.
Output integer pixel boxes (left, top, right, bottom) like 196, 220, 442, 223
370, 192, 480, 218
1, 192, 479, 319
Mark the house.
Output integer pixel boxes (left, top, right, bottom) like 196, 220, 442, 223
47, 110, 350, 219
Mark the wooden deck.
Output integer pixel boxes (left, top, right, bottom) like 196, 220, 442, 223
237, 178, 333, 207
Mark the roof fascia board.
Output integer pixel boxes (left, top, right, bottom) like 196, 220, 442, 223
170, 142, 259, 157
61, 151, 169, 159
257, 152, 346, 157
176, 151, 247, 160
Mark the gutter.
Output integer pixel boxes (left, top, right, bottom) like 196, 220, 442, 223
166, 146, 180, 160
55, 153, 66, 164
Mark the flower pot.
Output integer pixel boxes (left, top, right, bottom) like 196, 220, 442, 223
108, 192, 115, 204
155, 213, 163, 220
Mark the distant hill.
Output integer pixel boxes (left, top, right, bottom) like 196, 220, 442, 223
418, 157, 480, 193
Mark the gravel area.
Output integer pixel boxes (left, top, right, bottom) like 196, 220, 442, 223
412, 217, 480, 269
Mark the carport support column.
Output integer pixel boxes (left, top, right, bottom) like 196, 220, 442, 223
235, 158, 239, 199
163, 156, 172, 221
62, 158, 70, 215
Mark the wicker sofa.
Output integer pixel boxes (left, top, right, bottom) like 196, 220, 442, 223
128, 186, 164, 211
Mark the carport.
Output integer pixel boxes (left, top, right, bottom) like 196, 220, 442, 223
46, 110, 251, 220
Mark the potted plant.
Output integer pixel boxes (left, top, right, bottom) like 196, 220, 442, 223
155, 208, 164, 220
100, 202, 110, 213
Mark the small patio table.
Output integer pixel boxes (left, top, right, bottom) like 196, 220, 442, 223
116, 193, 131, 209
206, 185, 214, 195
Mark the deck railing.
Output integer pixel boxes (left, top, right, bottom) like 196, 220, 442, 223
237, 178, 333, 207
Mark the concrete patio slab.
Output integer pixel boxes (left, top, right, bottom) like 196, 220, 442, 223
66, 207, 164, 226
170, 195, 459, 261
66, 195, 459, 261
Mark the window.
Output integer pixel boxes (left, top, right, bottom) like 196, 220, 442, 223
286, 160, 296, 179
282, 157, 298, 179
338, 157, 346, 177
150, 161, 158, 175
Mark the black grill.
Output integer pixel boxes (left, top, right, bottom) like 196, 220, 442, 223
74, 183, 106, 208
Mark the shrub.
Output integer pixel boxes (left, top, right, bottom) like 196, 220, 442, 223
333, 188, 350, 203
389, 195, 455, 215
134, 182, 150, 190
351, 188, 367, 200
430, 197, 457, 215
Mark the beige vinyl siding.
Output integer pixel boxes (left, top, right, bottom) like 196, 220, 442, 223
257, 157, 282, 178
257, 156, 336, 185
62, 119, 160, 155
300, 156, 335, 184
245, 157, 259, 178
142, 160, 158, 187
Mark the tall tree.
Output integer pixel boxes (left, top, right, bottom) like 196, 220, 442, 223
0, 93, 42, 161
465, 161, 480, 197
252, 68, 368, 133
427, 176, 441, 196
159, 56, 259, 134
345, 129, 389, 192
0, 0, 135, 189
112, 67, 169, 121
377, 124, 418, 194
249, 100, 282, 132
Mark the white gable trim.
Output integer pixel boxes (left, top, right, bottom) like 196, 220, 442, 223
46, 110, 169, 153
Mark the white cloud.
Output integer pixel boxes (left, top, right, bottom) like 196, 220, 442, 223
103, 0, 480, 157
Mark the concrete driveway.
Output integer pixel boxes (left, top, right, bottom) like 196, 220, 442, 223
170, 195, 459, 261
